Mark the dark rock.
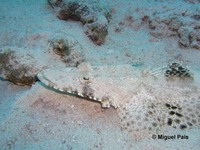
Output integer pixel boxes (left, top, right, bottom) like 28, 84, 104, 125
5, 66, 36, 86
0, 49, 36, 86
58, 2, 91, 22
147, 10, 200, 49
48, 0, 111, 45
84, 15, 108, 45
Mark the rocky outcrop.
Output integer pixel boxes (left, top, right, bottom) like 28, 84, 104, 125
0, 48, 37, 86
146, 8, 200, 50
48, 0, 111, 45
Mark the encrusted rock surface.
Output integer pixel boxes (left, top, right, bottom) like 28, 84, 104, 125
0, 48, 37, 86
48, 0, 111, 45
146, 7, 200, 50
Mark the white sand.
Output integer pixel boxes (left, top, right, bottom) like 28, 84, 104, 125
0, 0, 200, 149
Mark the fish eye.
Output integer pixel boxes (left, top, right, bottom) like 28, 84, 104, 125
83, 77, 90, 80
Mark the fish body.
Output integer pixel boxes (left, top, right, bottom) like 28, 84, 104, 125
37, 64, 139, 108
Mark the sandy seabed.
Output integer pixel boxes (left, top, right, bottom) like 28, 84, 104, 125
0, 0, 200, 149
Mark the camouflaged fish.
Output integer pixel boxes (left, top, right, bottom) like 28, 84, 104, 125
37, 63, 140, 108
37, 62, 194, 108
37, 63, 200, 132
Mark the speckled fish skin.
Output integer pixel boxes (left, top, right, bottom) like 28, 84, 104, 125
37, 64, 139, 108
37, 64, 200, 133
